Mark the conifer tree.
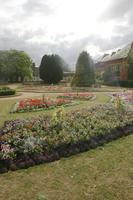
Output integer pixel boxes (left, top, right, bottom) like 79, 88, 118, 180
71, 51, 95, 87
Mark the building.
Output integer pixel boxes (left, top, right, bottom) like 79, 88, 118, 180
32, 63, 41, 81
95, 42, 133, 81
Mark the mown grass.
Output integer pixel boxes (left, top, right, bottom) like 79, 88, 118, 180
1, 134, 133, 200
0, 92, 110, 129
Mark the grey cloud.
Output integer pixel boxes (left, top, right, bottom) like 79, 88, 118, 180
0, 28, 92, 70
100, 0, 133, 21
22, 0, 54, 17
1, 26, 133, 70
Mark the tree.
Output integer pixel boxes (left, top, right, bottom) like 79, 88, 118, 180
57, 55, 70, 72
0, 61, 6, 80
0, 50, 32, 82
39, 54, 63, 84
71, 51, 95, 87
103, 67, 114, 83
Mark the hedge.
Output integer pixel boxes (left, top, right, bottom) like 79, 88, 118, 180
0, 87, 16, 96
104, 80, 133, 88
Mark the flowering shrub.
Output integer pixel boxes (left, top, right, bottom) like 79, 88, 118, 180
1, 104, 133, 166
11, 97, 75, 113
57, 93, 94, 100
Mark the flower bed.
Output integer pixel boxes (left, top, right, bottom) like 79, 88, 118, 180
24, 86, 72, 92
0, 104, 133, 173
111, 91, 133, 104
11, 97, 76, 113
57, 93, 94, 100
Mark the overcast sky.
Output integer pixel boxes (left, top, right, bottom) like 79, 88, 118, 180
0, 0, 133, 69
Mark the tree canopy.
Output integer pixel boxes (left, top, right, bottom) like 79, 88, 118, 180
71, 51, 95, 87
39, 54, 63, 84
0, 50, 32, 82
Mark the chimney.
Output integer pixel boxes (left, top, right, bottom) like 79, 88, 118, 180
102, 53, 109, 58
111, 52, 116, 56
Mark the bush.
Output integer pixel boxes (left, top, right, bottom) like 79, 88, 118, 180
0, 87, 16, 96
104, 80, 133, 88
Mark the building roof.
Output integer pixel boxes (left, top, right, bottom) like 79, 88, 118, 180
95, 43, 132, 64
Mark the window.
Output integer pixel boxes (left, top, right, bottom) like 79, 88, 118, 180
116, 64, 121, 71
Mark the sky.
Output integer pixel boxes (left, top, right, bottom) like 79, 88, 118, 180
0, 0, 133, 69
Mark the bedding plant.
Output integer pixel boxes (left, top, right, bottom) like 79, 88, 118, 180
57, 93, 94, 100
11, 96, 76, 113
111, 91, 133, 104
0, 103, 133, 173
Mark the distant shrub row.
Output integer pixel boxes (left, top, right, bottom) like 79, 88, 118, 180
104, 80, 133, 88
0, 87, 16, 96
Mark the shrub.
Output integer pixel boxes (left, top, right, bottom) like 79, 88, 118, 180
0, 87, 16, 96
104, 80, 133, 88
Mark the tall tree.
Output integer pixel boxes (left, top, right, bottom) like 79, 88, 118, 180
71, 51, 95, 87
56, 55, 70, 72
0, 50, 32, 82
39, 54, 63, 84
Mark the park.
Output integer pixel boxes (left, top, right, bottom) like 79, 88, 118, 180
0, 49, 133, 200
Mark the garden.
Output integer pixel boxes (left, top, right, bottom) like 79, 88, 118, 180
0, 85, 133, 174
1, 103, 133, 173
0, 85, 133, 199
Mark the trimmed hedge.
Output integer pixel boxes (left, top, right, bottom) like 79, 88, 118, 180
104, 80, 133, 88
0, 87, 16, 96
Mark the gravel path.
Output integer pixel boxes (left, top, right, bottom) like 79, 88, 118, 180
0, 92, 44, 101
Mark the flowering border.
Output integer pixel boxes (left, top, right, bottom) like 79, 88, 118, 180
11, 98, 78, 113
57, 93, 95, 100
1, 104, 133, 173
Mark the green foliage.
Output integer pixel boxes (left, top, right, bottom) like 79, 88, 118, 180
95, 71, 104, 85
113, 95, 126, 114
104, 80, 133, 88
57, 55, 70, 72
37, 194, 49, 200
103, 67, 114, 83
0, 50, 32, 82
39, 54, 63, 84
51, 107, 66, 126
0, 87, 16, 96
71, 51, 95, 87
